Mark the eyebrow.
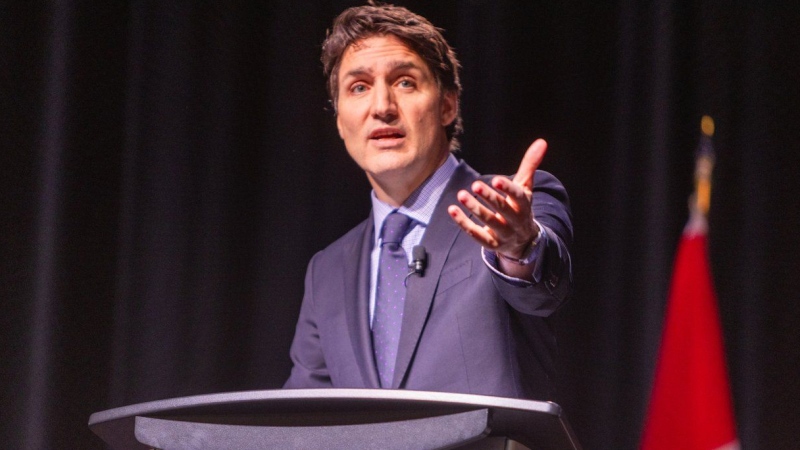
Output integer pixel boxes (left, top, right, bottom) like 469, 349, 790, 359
342, 60, 424, 80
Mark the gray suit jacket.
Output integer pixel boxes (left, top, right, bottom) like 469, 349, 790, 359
284, 160, 572, 400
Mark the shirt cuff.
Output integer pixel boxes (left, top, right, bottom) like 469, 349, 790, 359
481, 220, 547, 285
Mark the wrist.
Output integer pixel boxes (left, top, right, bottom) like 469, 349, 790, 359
497, 224, 543, 265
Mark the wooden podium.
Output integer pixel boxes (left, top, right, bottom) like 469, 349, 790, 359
89, 389, 581, 449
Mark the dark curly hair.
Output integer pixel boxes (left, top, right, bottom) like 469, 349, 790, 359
321, 3, 463, 150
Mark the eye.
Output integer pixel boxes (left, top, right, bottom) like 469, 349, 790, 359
397, 78, 416, 89
350, 83, 368, 94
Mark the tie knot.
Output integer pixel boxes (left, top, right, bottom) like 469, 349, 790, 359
380, 212, 412, 246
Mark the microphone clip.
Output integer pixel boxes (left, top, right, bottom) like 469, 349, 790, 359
404, 245, 427, 286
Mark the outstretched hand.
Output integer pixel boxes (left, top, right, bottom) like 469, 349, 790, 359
447, 139, 547, 262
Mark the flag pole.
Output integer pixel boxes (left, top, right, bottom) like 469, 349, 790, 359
694, 115, 715, 215
687, 116, 715, 235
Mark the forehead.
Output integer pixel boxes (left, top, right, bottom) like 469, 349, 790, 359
339, 34, 429, 76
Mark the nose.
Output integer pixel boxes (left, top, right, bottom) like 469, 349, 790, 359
371, 82, 397, 121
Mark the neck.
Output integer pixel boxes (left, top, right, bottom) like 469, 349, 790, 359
368, 153, 449, 207
369, 178, 414, 207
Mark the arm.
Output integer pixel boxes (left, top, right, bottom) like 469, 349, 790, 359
284, 252, 333, 389
487, 170, 573, 315
448, 139, 573, 314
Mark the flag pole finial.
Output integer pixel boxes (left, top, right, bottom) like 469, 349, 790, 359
701, 115, 715, 138
692, 116, 716, 217
685, 116, 715, 235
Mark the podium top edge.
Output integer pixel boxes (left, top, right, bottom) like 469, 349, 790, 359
89, 388, 562, 426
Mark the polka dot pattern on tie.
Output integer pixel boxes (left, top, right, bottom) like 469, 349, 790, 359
372, 212, 412, 388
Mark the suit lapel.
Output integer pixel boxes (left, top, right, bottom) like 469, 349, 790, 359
391, 162, 480, 388
343, 216, 381, 388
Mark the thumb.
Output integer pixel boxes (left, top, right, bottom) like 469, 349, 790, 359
512, 139, 548, 189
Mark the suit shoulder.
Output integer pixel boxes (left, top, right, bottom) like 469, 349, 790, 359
310, 218, 371, 263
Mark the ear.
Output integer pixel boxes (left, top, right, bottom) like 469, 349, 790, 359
440, 90, 458, 127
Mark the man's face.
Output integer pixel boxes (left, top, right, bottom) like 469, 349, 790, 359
335, 34, 457, 204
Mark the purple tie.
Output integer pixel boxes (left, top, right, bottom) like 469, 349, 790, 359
372, 212, 412, 388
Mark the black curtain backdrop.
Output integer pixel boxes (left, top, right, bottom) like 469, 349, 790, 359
2, 1, 799, 448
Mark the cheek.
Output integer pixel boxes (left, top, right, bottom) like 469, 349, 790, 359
337, 113, 358, 136
335, 114, 344, 139
418, 107, 442, 131
338, 101, 370, 132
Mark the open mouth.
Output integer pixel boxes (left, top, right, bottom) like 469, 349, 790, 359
369, 128, 406, 141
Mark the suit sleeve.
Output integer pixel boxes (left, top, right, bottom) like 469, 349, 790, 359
489, 170, 573, 316
283, 252, 333, 389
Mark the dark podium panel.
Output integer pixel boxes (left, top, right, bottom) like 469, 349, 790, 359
89, 389, 581, 450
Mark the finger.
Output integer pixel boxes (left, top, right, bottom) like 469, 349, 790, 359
447, 205, 500, 247
457, 190, 507, 228
512, 139, 547, 190
490, 176, 529, 212
471, 180, 511, 213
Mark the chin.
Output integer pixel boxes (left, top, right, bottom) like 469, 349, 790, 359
367, 153, 415, 172
368, 163, 410, 179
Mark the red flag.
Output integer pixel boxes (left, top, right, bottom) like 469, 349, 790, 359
642, 116, 738, 449
640, 211, 738, 450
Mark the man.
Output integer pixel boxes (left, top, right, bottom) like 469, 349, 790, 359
284, 3, 572, 401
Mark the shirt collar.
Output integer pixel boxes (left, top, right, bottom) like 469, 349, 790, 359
371, 154, 459, 241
